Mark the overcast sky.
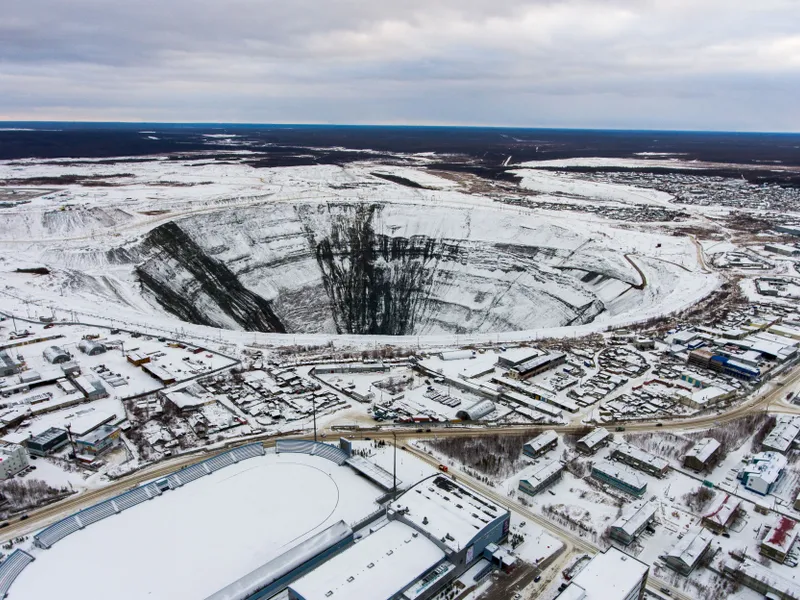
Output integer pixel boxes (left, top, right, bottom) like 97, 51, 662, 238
1, 0, 798, 131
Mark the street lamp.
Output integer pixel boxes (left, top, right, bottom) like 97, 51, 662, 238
392, 431, 397, 498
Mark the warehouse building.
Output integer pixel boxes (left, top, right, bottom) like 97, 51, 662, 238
42, 345, 70, 365
523, 430, 558, 458
455, 400, 495, 421
701, 494, 741, 534
761, 515, 799, 564
507, 352, 566, 381
0, 442, 29, 480
663, 527, 714, 575
73, 375, 109, 401
611, 444, 669, 478
591, 461, 647, 497
765, 243, 800, 257
78, 339, 107, 356
496, 350, 542, 370
684, 438, 721, 472
142, 363, 177, 386
762, 416, 800, 453
739, 452, 787, 495
576, 428, 612, 455
0, 350, 22, 377
25, 427, 69, 456
609, 501, 658, 546
557, 547, 649, 600
126, 352, 151, 366
519, 460, 563, 496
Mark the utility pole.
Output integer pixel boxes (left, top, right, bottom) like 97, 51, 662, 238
312, 397, 317, 443
392, 431, 397, 499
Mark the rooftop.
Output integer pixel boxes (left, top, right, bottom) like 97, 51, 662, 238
702, 494, 740, 528
763, 515, 799, 554
742, 452, 788, 485
28, 427, 66, 446
592, 460, 646, 490
524, 430, 558, 453
611, 501, 657, 537
77, 423, 119, 446
577, 427, 610, 449
391, 476, 507, 554
614, 443, 669, 471
289, 521, 444, 600
686, 438, 721, 464
521, 460, 563, 488
763, 416, 800, 453
561, 548, 649, 600
666, 526, 712, 568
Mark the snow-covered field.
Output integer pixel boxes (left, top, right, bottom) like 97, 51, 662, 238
12, 451, 383, 600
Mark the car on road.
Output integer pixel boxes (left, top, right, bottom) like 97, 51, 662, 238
19, 514, 29, 521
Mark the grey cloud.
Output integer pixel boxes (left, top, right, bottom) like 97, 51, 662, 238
0, 0, 798, 130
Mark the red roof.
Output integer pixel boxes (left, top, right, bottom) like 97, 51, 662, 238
767, 516, 797, 548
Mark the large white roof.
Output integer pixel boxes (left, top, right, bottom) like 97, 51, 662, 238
611, 500, 657, 537
763, 416, 800, 453
11, 452, 382, 600
289, 521, 444, 600
666, 526, 712, 568
391, 476, 507, 553
562, 548, 648, 600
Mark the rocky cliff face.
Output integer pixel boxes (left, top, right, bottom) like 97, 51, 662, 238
133, 201, 635, 335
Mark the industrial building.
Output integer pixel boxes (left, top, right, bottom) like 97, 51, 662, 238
25, 427, 69, 456
287, 474, 512, 600
765, 243, 800, 257
683, 437, 721, 472
611, 443, 669, 478
0, 442, 29, 479
762, 416, 800, 453
60, 361, 81, 377
557, 547, 649, 600
760, 515, 799, 564
522, 430, 558, 458
288, 521, 446, 600
78, 339, 107, 356
141, 363, 177, 386
686, 349, 760, 380
0, 350, 22, 377
576, 427, 611, 455
738, 452, 787, 495
75, 425, 121, 460
518, 460, 563, 496
42, 345, 70, 364
609, 501, 657, 546
496, 350, 542, 370
73, 375, 109, 401
507, 352, 566, 381
674, 385, 735, 409
455, 399, 495, 421
126, 352, 151, 366
663, 526, 714, 575
591, 460, 647, 497
701, 494, 741, 533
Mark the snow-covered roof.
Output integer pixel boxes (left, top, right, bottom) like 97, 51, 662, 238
511, 352, 565, 374
702, 494, 740, 528
763, 515, 799, 555
674, 386, 731, 406
345, 455, 401, 492
763, 416, 800, 453
592, 460, 646, 490
206, 521, 353, 600
577, 427, 610, 450
742, 452, 788, 486
723, 558, 800, 599
614, 443, 669, 471
164, 388, 211, 409
76, 423, 118, 446
666, 526, 712, 569
561, 548, 648, 600
390, 476, 507, 554
610, 501, 657, 538
67, 410, 115, 436
671, 330, 699, 345
73, 375, 106, 396
521, 460, 563, 488
288, 521, 444, 600
524, 430, 557, 453
455, 399, 495, 421
685, 438, 721, 464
